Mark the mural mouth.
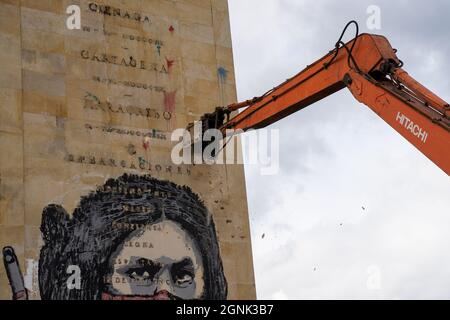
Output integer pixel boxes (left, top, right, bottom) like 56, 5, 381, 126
101, 290, 180, 300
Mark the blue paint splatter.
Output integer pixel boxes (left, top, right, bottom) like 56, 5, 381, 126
156, 42, 161, 56
218, 67, 228, 82
138, 157, 147, 166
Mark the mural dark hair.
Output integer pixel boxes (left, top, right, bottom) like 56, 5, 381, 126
38, 174, 227, 300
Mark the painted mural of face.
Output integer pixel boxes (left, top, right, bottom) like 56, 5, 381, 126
105, 220, 205, 300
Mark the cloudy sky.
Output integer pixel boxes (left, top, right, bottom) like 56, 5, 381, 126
227, 0, 450, 299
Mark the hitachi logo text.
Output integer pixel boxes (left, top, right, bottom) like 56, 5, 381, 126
396, 112, 428, 143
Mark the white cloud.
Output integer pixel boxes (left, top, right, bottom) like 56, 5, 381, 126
229, 0, 450, 299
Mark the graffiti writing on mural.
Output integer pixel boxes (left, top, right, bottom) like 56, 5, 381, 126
88, 2, 152, 24
98, 185, 175, 197
65, 153, 192, 176
80, 50, 168, 74
83, 94, 172, 120
112, 221, 165, 232
2, 174, 227, 299
92, 76, 166, 93
84, 123, 167, 140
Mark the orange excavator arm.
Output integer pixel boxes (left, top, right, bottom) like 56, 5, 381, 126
192, 21, 450, 175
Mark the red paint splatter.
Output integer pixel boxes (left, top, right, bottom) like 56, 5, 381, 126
142, 137, 150, 151
169, 25, 175, 33
164, 91, 177, 113
166, 58, 175, 73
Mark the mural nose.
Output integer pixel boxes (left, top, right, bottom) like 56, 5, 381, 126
155, 269, 173, 295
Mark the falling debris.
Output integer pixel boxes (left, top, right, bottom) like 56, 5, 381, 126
313, 267, 317, 271
340, 223, 343, 226
261, 233, 265, 239
362, 206, 366, 211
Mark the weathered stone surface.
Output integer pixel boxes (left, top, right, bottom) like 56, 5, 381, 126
0, 0, 255, 300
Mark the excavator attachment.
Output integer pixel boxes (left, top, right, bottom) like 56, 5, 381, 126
187, 21, 450, 174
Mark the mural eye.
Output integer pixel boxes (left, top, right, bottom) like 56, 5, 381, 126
122, 259, 162, 283
126, 267, 154, 281
171, 258, 196, 288
174, 272, 194, 287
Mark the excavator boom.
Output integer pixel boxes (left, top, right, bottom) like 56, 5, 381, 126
191, 22, 450, 175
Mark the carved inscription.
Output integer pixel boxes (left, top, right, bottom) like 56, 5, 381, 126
92, 76, 166, 93
84, 123, 168, 140
65, 154, 192, 176
88, 2, 152, 24
81, 27, 164, 48
80, 50, 168, 73
83, 94, 172, 120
